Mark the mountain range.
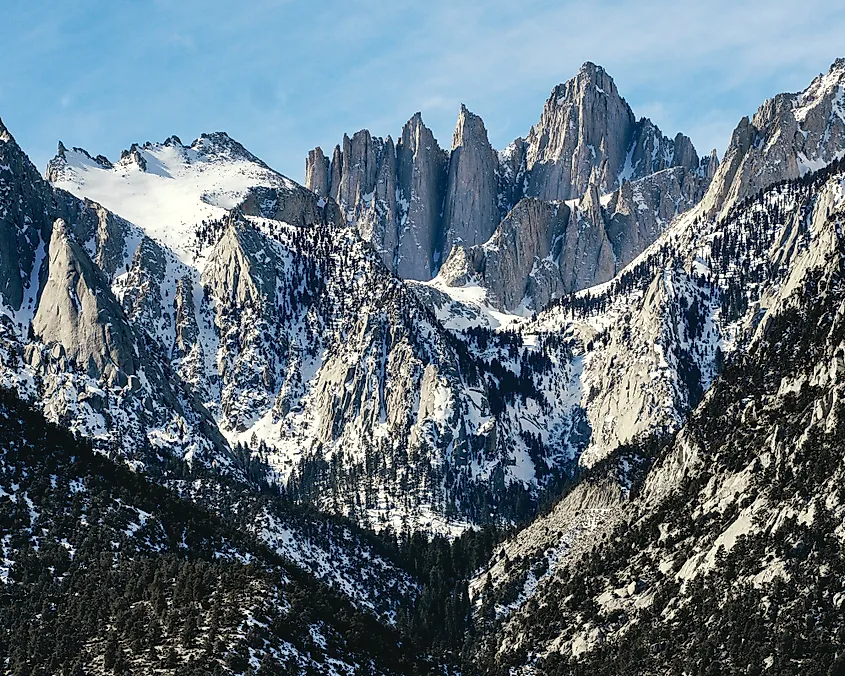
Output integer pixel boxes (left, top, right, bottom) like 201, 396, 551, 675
1, 57, 845, 674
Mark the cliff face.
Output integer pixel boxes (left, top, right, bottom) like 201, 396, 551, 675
306, 62, 708, 298
442, 105, 500, 252
395, 114, 450, 280
703, 58, 845, 219
32, 219, 138, 383
440, 164, 712, 312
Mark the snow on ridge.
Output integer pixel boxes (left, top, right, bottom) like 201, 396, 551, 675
47, 134, 296, 267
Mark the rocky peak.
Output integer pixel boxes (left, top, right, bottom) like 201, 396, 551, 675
395, 112, 448, 280
442, 104, 499, 253
118, 143, 148, 171
702, 57, 845, 219
522, 63, 703, 204
32, 219, 138, 385
337, 130, 381, 214
305, 146, 330, 197
190, 131, 269, 167
699, 148, 720, 180
524, 62, 637, 201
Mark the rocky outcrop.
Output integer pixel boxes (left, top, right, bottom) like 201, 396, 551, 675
305, 147, 330, 197
201, 219, 290, 429
238, 183, 338, 227
558, 182, 617, 295
307, 62, 706, 289
440, 165, 711, 312
522, 62, 702, 202
53, 196, 135, 280
32, 219, 137, 384
441, 199, 570, 310
602, 166, 709, 270
305, 114, 448, 280
395, 114, 449, 280
702, 57, 845, 218
0, 118, 54, 315
305, 132, 401, 271
442, 105, 500, 252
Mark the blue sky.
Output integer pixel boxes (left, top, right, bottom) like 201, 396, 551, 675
2, 0, 845, 183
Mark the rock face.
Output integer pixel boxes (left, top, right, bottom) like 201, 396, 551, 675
32, 219, 137, 383
304, 114, 450, 280
442, 105, 500, 252
307, 62, 708, 296
440, 199, 570, 310
703, 57, 845, 218
0, 117, 54, 315
441, 165, 712, 311
522, 62, 701, 201
306, 133, 401, 272
304, 147, 330, 197
395, 114, 449, 279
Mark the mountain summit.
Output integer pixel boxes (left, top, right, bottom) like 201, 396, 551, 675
307, 62, 717, 310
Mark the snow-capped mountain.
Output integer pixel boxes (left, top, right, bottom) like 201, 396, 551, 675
3, 46, 845, 676
5, 57, 843, 539
46, 133, 320, 266
1, 116, 586, 537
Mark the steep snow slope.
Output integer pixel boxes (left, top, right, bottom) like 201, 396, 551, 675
46, 134, 303, 266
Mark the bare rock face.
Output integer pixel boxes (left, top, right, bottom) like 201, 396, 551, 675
558, 183, 617, 294
32, 219, 137, 384
603, 166, 709, 270
305, 147, 330, 197
523, 62, 635, 200
440, 165, 711, 312
396, 113, 449, 280
306, 114, 451, 280
305, 63, 707, 291
305, 132, 402, 271
440, 198, 570, 311
357, 135, 400, 270
443, 105, 500, 252
338, 131, 380, 214
481, 199, 571, 310
55, 197, 134, 280
238, 181, 334, 228
703, 58, 845, 218
0, 119, 54, 314
522, 62, 702, 202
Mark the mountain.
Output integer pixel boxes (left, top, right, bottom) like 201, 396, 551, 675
0, 386, 435, 675
46, 133, 326, 266
702, 57, 845, 219
33, 126, 590, 535
468, 155, 845, 674
522, 62, 702, 201
12, 57, 844, 538
3, 49, 845, 676
306, 63, 717, 299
